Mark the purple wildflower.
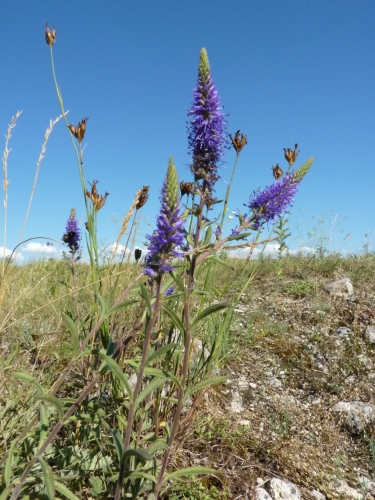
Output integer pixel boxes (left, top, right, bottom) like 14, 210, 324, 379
63, 209, 81, 253
246, 174, 299, 230
187, 48, 227, 192
144, 158, 185, 277
164, 287, 174, 296
214, 225, 222, 240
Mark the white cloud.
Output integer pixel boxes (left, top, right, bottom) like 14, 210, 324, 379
22, 242, 60, 255
0, 247, 24, 261
108, 243, 130, 256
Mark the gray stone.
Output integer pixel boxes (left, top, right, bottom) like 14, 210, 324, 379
231, 390, 244, 413
365, 325, 375, 344
268, 477, 301, 500
333, 326, 353, 340
329, 479, 363, 499
325, 277, 355, 300
333, 401, 375, 434
256, 487, 273, 500
310, 490, 326, 500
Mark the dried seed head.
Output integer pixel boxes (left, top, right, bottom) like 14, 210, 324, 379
272, 164, 283, 181
85, 180, 109, 211
229, 130, 248, 154
45, 23, 56, 47
67, 118, 89, 143
283, 143, 299, 167
136, 185, 149, 210
180, 181, 194, 198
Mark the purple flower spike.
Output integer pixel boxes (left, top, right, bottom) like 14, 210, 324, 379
144, 158, 185, 277
246, 174, 299, 229
187, 48, 227, 192
164, 287, 174, 296
63, 209, 81, 253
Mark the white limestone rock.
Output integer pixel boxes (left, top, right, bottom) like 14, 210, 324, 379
325, 277, 355, 300
268, 477, 301, 500
333, 401, 375, 434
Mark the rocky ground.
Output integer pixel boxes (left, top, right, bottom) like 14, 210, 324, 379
170, 257, 375, 500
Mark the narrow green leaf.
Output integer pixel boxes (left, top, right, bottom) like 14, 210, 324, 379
207, 255, 234, 270
4, 438, 17, 486
136, 378, 166, 407
39, 457, 55, 499
0, 486, 11, 500
35, 394, 65, 422
227, 232, 252, 241
143, 367, 181, 389
54, 481, 81, 500
191, 302, 230, 329
145, 343, 178, 366
202, 225, 212, 246
97, 353, 133, 402
11, 372, 43, 393
39, 403, 49, 448
107, 298, 138, 315
185, 376, 227, 399
5, 346, 18, 367
96, 292, 108, 319
111, 429, 124, 463
164, 466, 216, 481
140, 284, 152, 315
62, 313, 79, 357
161, 304, 185, 337
122, 448, 153, 463
169, 271, 185, 292
123, 471, 157, 482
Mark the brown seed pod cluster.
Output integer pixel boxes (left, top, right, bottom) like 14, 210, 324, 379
67, 118, 89, 143
229, 130, 248, 154
272, 164, 283, 181
136, 185, 149, 210
283, 143, 299, 166
180, 181, 194, 198
45, 23, 56, 47
85, 180, 109, 211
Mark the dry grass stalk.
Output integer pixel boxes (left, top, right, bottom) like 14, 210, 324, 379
110, 189, 142, 262
2, 111, 22, 278
19, 112, 68, 245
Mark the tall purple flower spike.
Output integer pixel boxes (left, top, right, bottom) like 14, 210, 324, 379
144, 158, 185, 277
246, 173, 299, 229
187, 48, 227, 192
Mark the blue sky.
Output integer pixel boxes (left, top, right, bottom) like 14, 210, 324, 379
1, 1, 374, 261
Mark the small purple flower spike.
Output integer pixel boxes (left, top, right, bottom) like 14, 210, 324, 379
63, 209, 81, 253
144, 158, 185, 277
246, 173, 299, 229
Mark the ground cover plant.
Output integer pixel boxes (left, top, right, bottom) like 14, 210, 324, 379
0, 24, 322, 499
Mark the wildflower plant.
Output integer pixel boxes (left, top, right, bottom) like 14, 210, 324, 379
0, 31, 314, 500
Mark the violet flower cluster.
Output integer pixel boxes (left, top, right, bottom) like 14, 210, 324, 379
63, 209, 81, 253
246, 173, 299, 230
144, 159, 185, 277
187, 48, 227, 192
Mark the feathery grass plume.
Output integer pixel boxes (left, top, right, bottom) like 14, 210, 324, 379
292, 157, 314, 182
2, 111, 22, 276
144, 157, 185, 277
187, 48, 227, 192
85, 180, 109, 211
246, 173, 299, 230
20, 113, 67, 245
110, 188, 141, 261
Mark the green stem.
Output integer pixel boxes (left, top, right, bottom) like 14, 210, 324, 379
220, 153, 239, 228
